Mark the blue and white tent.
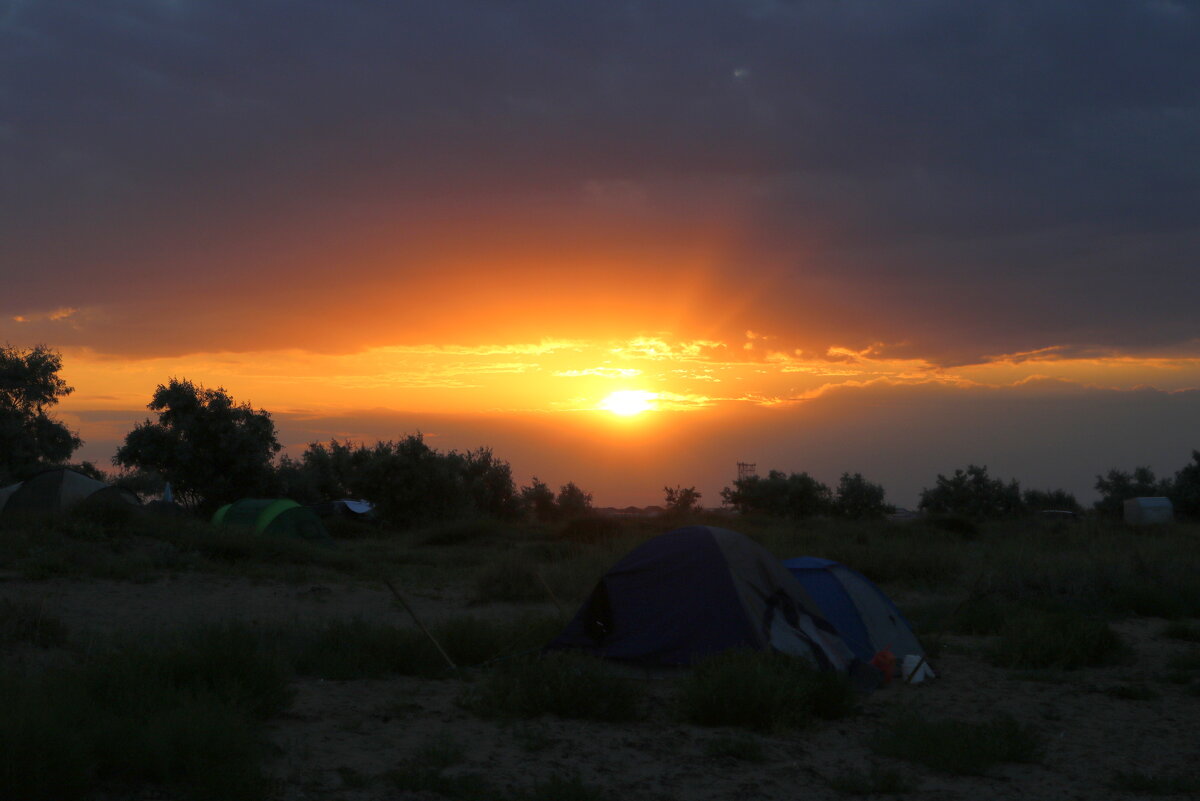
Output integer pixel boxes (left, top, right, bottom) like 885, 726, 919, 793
782, 557, 924, 665
548, 526, 856, 671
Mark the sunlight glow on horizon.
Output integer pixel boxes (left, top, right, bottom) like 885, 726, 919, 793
599, 390, 658, 416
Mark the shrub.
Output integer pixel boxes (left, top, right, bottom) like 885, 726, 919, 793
992, 610, 1127, 670
870, 712, 1042, 775
461, 652, 644, 722
677, 650, 856, 732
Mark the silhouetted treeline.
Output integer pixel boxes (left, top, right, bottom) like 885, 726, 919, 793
6, 349, 1200, 526
720, 471, 893, 520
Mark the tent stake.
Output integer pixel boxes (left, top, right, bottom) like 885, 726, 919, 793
384, 579, 457, 671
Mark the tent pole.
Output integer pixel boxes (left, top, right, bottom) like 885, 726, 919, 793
535, 569, 567, 619
384, 579, 457, 671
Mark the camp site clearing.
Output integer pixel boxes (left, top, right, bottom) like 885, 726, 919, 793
2, 512, 1199, 800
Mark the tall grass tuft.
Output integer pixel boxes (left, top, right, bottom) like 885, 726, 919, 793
461, 651, 644, 721
474, 555, 550, 602
677, 650, 857, 732
870, 712, 1042, 775
0, 599, 68, 647
0, 623, 291, 801
287, 619, 444, 679
992, 610, 1127, 670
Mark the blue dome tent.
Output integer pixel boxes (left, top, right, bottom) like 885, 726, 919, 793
782, 557, 924, 666
548, 526, 856, 671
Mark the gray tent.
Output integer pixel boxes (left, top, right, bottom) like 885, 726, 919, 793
0, 468, 140, 517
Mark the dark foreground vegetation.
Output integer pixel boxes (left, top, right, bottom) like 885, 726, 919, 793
2, 505, 1200, 800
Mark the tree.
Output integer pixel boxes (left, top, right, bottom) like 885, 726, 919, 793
278, 435, 521, 528
720, 470, 832, 519
114, 379, 280, 512
1022, 488, 1082, 514
556, 482, 593, 518
1168, 451, 1200, 519
0, 344, 82, 482
834, 472, 892, 519
1093, 466, 1169, 518
918, 464, 1023, 519
520, 477, 558, 522
663, 485, 703, 515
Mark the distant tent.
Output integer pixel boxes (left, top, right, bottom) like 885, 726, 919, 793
212, 498, 332, 544
1124, 497, 1173, 525
548, 526, 856, 671
309, 499, 375, 520
0, 468, 140, 517
783, 557, 924, 668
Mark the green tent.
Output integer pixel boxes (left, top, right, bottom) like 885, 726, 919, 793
1, 468, 140, 517
212, 498, 333, 544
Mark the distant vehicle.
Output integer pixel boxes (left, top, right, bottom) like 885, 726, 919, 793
1124, 497, 1173, 525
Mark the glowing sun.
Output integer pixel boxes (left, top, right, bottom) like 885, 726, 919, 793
600, 390, 657, 416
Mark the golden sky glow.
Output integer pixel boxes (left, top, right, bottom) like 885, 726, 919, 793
48, 333, 1200, 509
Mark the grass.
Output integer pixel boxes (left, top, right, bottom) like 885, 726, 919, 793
0, 599, 68, 647
461, 651, 645, 721
677, 650, 856, 732
416, 518, 511, 547
0, 623, 291, 801
474, 555, 553, 602
828, 765, 917, 796
991, 609, 1128, 669
279, 613, 564, 679
870, 711, 1042, 776
1110, 770, 1200, 795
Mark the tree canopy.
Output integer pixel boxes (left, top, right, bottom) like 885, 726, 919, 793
1093, 466, 1170, 518
721, 470, 833, 519
114, 379, 280, 512
277, 435, 521, 527
918, 464, 1023, 519
0, 344, 81, 483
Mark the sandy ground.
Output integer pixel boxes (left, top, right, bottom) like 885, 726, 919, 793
4, 571, 1200, 800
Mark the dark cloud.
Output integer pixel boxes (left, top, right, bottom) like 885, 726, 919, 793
2, 1, 1198, 361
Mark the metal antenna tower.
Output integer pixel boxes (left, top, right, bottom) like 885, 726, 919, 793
736, 462, 757, 481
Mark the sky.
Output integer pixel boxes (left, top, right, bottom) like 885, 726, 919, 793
2, 1, 1199, 508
